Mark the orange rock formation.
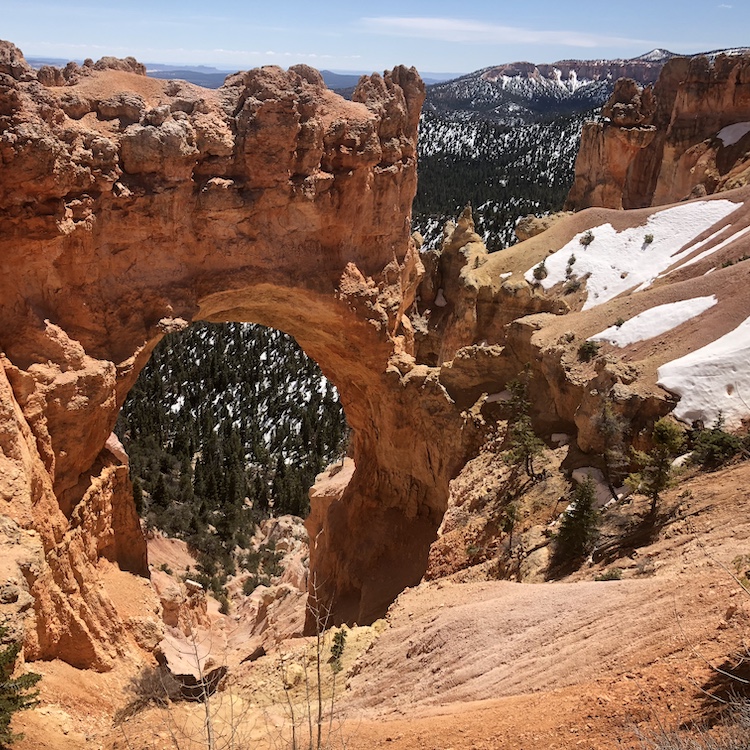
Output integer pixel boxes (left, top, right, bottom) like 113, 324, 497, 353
3, 38, 750, 674
567, 53, 750, 210
0, 40, 475, 666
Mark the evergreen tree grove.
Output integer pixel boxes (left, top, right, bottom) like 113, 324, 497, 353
115, 322, 350, 585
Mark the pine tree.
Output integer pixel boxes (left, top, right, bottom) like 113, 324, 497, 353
596, 401, 628, 500
505, 415, 545, 480
0, 627, 41, 747
503, 375, 545, 481
555, 476, 599, 562
629, 418, 685, 515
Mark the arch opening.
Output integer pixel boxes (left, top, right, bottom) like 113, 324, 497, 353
116, 320, 350, 595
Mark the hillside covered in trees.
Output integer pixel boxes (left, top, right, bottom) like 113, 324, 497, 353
115, 323, 349, 586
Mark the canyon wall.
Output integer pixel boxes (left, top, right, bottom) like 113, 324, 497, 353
567, 53, 750, 210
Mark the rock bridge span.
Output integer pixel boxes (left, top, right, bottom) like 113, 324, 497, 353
0, 43, 468, 667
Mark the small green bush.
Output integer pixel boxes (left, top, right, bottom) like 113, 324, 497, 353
644, 233, 654, 245
578, 340, 601, 362
330, 629, 347, 674
218, 593, 230, 615
595, 568, 622, 581
563, 278, 582, 294
690, 417, 743, 470
532, 260, 548, 281
243, 574, 270, 595
614, 317, 626, 328
579, 230, 594, 247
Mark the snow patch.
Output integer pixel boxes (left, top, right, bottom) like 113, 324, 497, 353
675, 225, 750, 271
659, 225, 728, 274
589, 296, 717, 348
169, 395, 185, 414
717, 122, 750, 147
657, 315, 750, 428
524, 200, 738, 310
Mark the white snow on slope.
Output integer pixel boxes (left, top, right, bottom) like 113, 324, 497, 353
589, 296, 717, 347
524, 200, 738, 310
675, 225, 750, 271
717, 122, 750, 146
657, 316, 750, 428
659, 225, 728, 274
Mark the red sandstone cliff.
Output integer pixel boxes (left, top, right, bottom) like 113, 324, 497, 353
567, 53, 750, 210
0, 40, 459, 666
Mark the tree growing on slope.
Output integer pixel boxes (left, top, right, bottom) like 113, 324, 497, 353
596, 401, 629, 500
629, 417, 685, 516
0, 627, 41, 747
554, 476, 599, 564
503, 375, 545, 481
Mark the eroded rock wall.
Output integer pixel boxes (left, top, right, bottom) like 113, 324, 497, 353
567, 54, 750, 210
5, 36, 745, 670
0, 41, 477, 663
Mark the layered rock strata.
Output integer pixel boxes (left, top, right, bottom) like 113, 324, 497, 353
567, 53, 750, 209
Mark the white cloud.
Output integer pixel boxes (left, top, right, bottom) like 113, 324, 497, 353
19, 40, 361, 67
361, 16, 649, 48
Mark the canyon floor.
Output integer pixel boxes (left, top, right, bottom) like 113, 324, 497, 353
13, 458, 750, 750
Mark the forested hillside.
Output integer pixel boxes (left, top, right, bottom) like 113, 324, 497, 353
411, 53, 673, 250
115, 323, 348, 584
413, 109, 589, 250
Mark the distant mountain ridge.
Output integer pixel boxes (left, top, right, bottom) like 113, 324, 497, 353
425, 49, 678, 124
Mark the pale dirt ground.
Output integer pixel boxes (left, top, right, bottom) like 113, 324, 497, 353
147, 532, 200, 578
14, 459, 750, 749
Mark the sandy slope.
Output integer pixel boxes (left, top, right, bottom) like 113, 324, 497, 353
336, 461, 750, 748
16, 459, 750, 750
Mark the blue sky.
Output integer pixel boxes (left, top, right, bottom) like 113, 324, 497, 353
4, 0, 747, 74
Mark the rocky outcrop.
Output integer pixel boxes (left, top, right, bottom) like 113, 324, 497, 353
514, 211, 572, 242
567, 54, 750, 209
0, 40, 481, 663
413, 208, 568, 367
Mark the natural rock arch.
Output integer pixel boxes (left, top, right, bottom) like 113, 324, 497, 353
0, 43, 470, 667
